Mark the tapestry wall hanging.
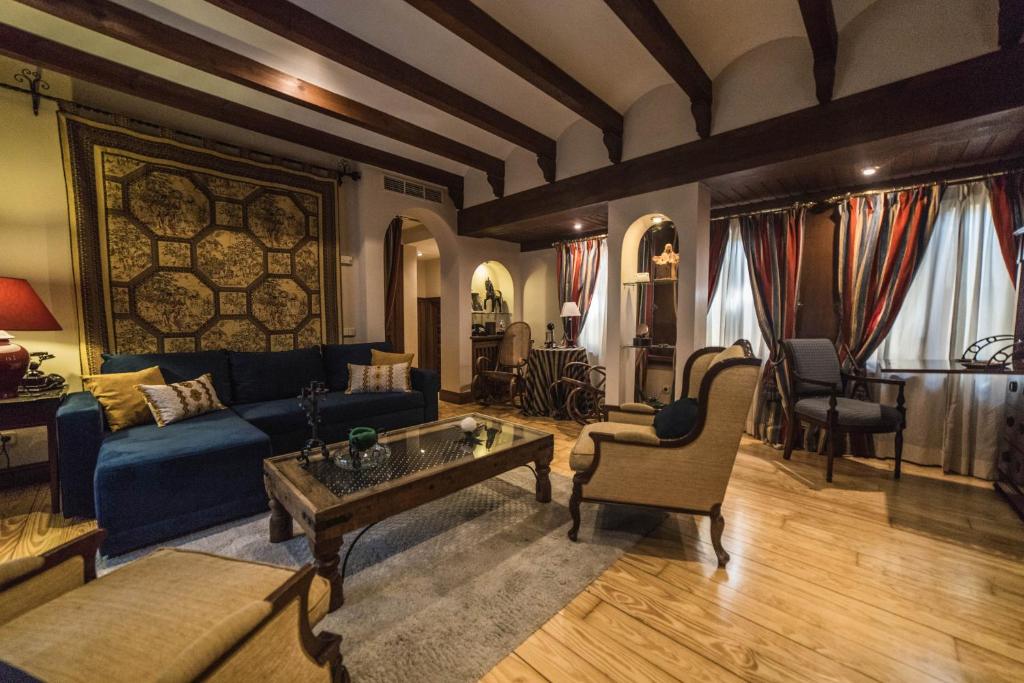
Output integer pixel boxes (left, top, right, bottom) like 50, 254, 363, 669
59, 112, 341, 373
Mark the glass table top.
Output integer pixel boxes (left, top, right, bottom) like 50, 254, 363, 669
304, 413, 550, 498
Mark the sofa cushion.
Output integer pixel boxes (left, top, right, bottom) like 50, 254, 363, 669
94, 410, 271, 554
229, 348, 326, 404
321, 342, 392, 391
101, 351, 233, 405
232, 390, 424, 437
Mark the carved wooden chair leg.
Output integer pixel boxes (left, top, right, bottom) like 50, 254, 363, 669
827, 429, 839, 483
709, 503, 729, 567
568, 478, 583, 542
894, 426, 903, 480
783, 416, 796, 461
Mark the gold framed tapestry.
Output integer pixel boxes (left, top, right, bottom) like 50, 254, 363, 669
58, 112, 341, 373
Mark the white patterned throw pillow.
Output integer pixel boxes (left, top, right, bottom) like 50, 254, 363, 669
346, 362, 411, 394
136, 373, 226, 426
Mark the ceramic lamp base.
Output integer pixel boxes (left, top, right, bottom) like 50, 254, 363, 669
0, 338, 29, 399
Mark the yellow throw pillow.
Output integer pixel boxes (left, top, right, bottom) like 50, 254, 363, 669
136, 373, 226, 427
83, 366, 165, 432
371, 349, 415, 366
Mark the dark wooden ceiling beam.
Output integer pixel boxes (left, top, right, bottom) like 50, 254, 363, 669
0, 23, 465, 207
16, 0, 502, 195
404, 0, 625, 164
459, 44, 1024, 234
205, 0, 557, 183
603, 0, 712, 138
1000, 0, 1024, 48
797, 0, 839, 104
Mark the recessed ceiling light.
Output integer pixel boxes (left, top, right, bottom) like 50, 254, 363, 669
416, 251, 423, 257
861, 166, 878, 176
573, 222, 582, 230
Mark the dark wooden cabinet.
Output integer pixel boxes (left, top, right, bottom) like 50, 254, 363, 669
417, 297, 441, 373
998, 377, 1024, 518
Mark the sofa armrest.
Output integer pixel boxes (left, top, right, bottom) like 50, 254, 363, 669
411, 368, 440, 422
57, 391, 106, 518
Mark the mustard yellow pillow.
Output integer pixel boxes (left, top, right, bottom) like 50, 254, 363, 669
371, 349, 415, 366
83, 366, 165, 432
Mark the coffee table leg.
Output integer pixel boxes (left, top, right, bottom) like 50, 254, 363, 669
267, 488, 294, 543
310, 538, 345, 611
535, 453, 553, 503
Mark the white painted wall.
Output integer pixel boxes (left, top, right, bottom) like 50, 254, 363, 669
520, 249, 561, 345
402, 243, 418, 359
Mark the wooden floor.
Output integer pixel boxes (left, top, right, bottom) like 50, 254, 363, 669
3, 401, 1024, 682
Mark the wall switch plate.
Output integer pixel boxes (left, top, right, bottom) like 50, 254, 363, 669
339, 255, 353, 266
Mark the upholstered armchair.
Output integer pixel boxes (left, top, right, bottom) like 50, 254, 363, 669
780, 338, 906, 482
567, 357, 761, 567
0, 530, 348, 682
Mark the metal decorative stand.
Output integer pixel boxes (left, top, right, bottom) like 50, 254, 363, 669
958, 334, 1014, 369
297, 381, 329, 468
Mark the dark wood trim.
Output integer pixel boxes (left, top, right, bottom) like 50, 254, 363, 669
16, 0, 503, 194
459, 45, 1024, 234
404, 0, 624, 163
680, 346, 724, 399
710, 156, 1024, 219
0, 23, 465, 206
999, 0, 1024, 49
602, 0, 711, 137
206, 0, 556, 181
439, 389, 474, 404
0, 461, 48, 490
797, 0, 838, 104
0, 529, 106, 592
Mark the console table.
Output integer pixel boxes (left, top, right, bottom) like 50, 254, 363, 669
0, 387, 67, 513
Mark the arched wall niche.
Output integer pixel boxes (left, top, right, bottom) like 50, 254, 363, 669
470, 259, 516, 335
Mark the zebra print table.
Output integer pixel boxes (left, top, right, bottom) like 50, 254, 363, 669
520, 347, 589, 417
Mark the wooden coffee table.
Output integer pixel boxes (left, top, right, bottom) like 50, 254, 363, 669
263, 413, 553, 611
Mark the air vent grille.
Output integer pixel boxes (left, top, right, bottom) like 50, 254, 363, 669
383, 175, 443, 204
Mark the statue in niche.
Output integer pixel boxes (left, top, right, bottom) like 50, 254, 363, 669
651, 243, 679, 281
483, 277, 498, 312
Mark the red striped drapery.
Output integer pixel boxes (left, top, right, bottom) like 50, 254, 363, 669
837, 186, 941, 367
987, 172, 1024, 286
740, 209, 803, 444
555, 237, 604, 343
708, 219, 730, 304
383, 216, 404, 351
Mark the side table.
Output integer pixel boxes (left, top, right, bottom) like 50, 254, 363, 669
0, 387, 68, 513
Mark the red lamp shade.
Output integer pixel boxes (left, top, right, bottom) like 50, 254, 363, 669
0, 277, 62, 331
0, 277, 61, 398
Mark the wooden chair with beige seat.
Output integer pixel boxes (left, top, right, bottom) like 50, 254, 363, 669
567, 346, 760, 567
0, 529, 348, 682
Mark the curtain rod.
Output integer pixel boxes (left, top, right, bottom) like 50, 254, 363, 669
712, 165, 1023, 222
551, 232, 607, 247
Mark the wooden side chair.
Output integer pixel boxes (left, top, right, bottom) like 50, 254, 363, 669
780, 338, 906, 482
566, 357, 761, 566
0, 529, 348, 682
473, 321, 532, 406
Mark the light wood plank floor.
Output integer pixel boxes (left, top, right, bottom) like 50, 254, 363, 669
3, 401, 1024, 682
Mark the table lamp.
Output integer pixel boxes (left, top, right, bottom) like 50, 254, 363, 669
0, 277, 62, 399
560, 301, 581, 348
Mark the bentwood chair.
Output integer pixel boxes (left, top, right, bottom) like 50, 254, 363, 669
780, 338, 906, 483
567, 357, 761, 567
473, 321, 532, 406
552, 361, 607, 424
0, 529, 348, 682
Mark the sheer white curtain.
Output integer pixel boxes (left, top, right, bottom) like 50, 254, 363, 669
707, 219, 768, 358
872, 182, 1015, 478
578, 238, 608, 365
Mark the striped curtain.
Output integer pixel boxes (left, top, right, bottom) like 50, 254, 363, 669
740, 209, 804, 445
708, 219, 730, 304
383, 216, 404, 351
555, 237, 604, 343
987, 172, 1024, 286
837, 186, 940, 367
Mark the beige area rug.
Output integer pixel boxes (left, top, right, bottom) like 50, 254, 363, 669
101, 468, 663, 682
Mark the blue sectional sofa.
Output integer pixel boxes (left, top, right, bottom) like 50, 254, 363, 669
57, 343, 439, 555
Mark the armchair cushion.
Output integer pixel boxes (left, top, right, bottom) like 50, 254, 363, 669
653, 397, 699, 439
795, 397, 902, 428
570, 421, 658, 471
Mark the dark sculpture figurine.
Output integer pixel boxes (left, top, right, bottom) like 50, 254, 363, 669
544, 322, 556, 348
297, 381, 329, 467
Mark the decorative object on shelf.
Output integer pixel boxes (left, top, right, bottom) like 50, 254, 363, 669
484, 277, 498, 312
634, 271, 651, 283
651, 243, 680, 280
471, 292, 483, 311
14, 68, 49, 116
957, 334, 1014, 369
472, 323, 487, 336
20, 351, 64, 394
633, 322, 651, 347
0, 277, 63, 399
484, 321, 497, 335
544, 322, 556, 348
560, 301, 582, 347
333, 426, 389, 470
297, 381, 329, 467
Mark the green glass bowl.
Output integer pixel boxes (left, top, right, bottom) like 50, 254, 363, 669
349, 427, 378, 451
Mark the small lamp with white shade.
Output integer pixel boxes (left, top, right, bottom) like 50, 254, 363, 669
560, 301, 581, 347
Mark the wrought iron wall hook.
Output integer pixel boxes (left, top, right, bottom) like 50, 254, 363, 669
14, 68, 49, 116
